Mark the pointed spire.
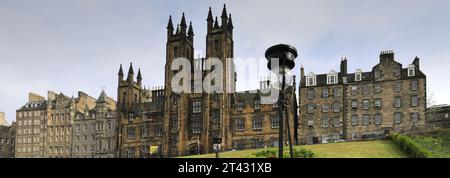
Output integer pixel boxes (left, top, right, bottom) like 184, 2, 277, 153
118, 64, 124, 76
188, 21, 194, 36
69, 95, 75, 104
97, 90, 107, 103
221, 4, 228, 18
214, 16, 219, 28
227, 14, 233, 30
137, 68, 142, 80
207, 7, 213, 21
167, 15, 173, 29
180, 13, 187, 27
128, 63, 134, 75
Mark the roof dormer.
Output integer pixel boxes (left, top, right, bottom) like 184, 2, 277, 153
306, 72, 316, 87
355, 69, 362, 81
327, 70, 338, 85
407, 64, 415, 77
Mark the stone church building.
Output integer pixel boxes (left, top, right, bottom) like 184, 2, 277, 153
116, 5, 298, 158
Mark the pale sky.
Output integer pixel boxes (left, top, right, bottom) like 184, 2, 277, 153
1, 0, 450, 124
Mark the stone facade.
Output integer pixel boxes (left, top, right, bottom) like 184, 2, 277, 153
15, 91, 116, 158
15, 93, 47, 158
44, 91, 95, 158
427, 105, 450, 128
0, 122, 15, 158
117, 5, 299, 158
72, 91, 117, 158
299, 51, 427, 144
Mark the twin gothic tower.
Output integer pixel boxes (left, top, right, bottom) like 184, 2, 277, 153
117, 5, 237, 157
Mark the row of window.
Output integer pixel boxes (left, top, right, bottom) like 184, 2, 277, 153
308, 103, 341, 114
234, 116, 280, 132
74, 140, 112, 152
48, 126, 71, 134
47, 146, 71, 154
307, 96, 419, 114
17, 128, 40, 135
0, 138, 13, 144
127, 125, 163, 140
236, 100, 278, 112
394, 96, 419, 108
307, 80, 418, 100
306, 112, 420, 129
17, 119, 40, 126
74, 122, 113, 132
49, 135, 70, 142
394, 112, 420, 124
75, 135, 93, 142
351, 114, 382, 126
17, 110, 42, 118
306, 65, 417, 87
308, 116, 341, 128
16, 146, 40, 153
307, 87, 341, 99
351, 99, 382, 110
17, 136, 40, 144
49, 114, 71, 123
351, 81, 418, 96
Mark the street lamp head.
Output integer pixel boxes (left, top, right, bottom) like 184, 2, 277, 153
265, 44, 298, 71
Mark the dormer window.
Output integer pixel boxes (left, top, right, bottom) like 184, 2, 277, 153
254, 99, 261, 110
408, 64, 415, 77
355, 69, 362, 81
327, 70, 338, 85
306, 72, 316, 87
237, 101, 244, 112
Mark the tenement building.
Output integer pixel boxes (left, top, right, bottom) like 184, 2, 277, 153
15, 93, 47, 158
299, 51, 427, 144
72, 90, 117, 158
15, 90, 117, 158
117, 5, 298, 158
0, 113, 16, 158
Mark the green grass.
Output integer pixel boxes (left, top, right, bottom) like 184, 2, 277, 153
181, 140, 407, 158
408, 129, 450, 158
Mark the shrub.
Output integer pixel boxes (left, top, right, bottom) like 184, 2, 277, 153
253, 150, 277, 158
253, 148, 314, 158
389, 133, 432, 158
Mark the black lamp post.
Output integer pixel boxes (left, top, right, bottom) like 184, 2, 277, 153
265, 44, 298, 158
212, 137, 222, 158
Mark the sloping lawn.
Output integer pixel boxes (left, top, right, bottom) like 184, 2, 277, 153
409, 129, 450, 158
181, 140, 407, 158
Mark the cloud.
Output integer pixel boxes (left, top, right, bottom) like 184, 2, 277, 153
1, 0, 450, 123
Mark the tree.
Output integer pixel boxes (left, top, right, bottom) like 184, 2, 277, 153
426, 90, 438, 128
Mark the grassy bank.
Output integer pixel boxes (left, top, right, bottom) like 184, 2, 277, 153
181, 140, 407, 158
407, 129, 450, 158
